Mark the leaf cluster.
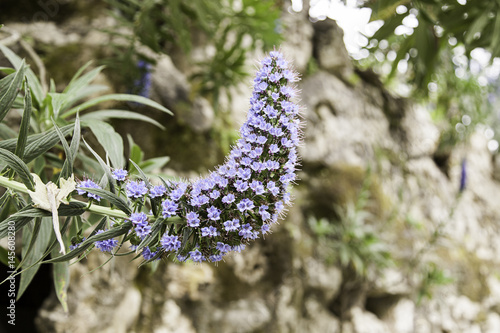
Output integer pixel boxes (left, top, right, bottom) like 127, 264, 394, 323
0, 44, 172, 310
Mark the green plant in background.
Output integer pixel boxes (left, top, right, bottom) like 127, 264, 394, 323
104, 0, 282, 108
417, 261, 453, 304
308, 171, 392, 277
359, 0, 500, 157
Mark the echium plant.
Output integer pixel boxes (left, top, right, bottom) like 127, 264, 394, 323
72, 50, 302, 263
0, 50, 302, 302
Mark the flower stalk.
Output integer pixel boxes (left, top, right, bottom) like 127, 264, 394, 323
0, 175, 129, 220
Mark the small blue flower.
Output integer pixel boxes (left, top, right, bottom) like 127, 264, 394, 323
223, 218, 240, 232
142, 246, 159, 261
94, 230, 119, 252
222, 193, 235, 204
237, 198, 254, 212
162, 199, 178, 218
209, 254, 224, 262
77, 179, 102, 201
189, 249, 206, 263
69, 237, 85, 251
150, 185, 167, 198
126, 180, 148, 199
216, 242, 231, 253
201, 226, 218, 237
160, 233, 182, 251
186, 211, 201, 227
112, 168, 128, 181
239, 223, 254, 239
207, 206, 221, 221
130, 212, 151, 239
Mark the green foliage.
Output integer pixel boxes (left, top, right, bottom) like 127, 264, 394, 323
104, 0, 282, 107
0, 45, 172, 310
308, 174, 392, 277
365, 0, 500, 89
417, 261, 453, 304
360, 0, 500, 155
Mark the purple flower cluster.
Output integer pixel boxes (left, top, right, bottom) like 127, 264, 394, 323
154, 50, 301, 262
84, 51, 301, 264
94, 230, 119, 252
130, 212, 151, 239
77, 179, 102, 201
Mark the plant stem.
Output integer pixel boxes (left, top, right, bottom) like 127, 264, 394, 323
0, 175, 128, 219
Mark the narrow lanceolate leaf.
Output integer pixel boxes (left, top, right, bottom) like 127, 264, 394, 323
52, 247, 70, 312
23, 125, 74, 163
61, 93, 173, 118
0, 191, 10, 210
52, 119, 73, 179
129, 159, 151, 189
48, 92, 68, 118
77, 187, 131, 215
0, 202, 87, 238
60, 115, 81, 180
64, 64, 104, 95
0, 45, 44, 105
0, 60, 26, 122
82, 138, 116, 194
80, 110, 165, 130
17, 217, 52, 300
137, 217, 165, 249
0, 124, 73, 157
0, 148, 34, 191
14, 82, 33, 160
44, 221, 133, 263
0, 123, 17, 139
84, 120, 125, 169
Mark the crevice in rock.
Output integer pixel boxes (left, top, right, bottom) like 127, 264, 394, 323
364, 294, 401, 319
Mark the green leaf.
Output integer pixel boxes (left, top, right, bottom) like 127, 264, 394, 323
0, 191, 10, 210
44, 221, 132, 263
140, 156, 170, 173
0, 45, 44, 105
0, 148, 34, 191
60, 115, 81, 180
0, 60, 26, 123
464, 11, 491, 45
23, 125, 74, 163
48, 92, 68, 118
0, 202, 87, 238
64, 60, 94, 92
17, 217, 52, 300
129, 159, 151, 189
61, 93, 172, 118
0, 124, 73, 156
80, 109, 165, 130
84, 120, 125, 169
128, 134, 144, 166
0, 67, 15, 75
0, 123, 17, 139
0, 245, 19, 267
63, 64, 104, 96
52, 247, 70, 312
82, 138, 116, 193
137, 217, 165, 249
14, 82, 33, 160
77, 187, 131, 215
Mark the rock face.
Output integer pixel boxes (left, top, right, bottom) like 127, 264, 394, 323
3, 3, 500, 333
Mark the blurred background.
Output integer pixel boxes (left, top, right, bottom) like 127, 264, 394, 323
1, 0, 500, 332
